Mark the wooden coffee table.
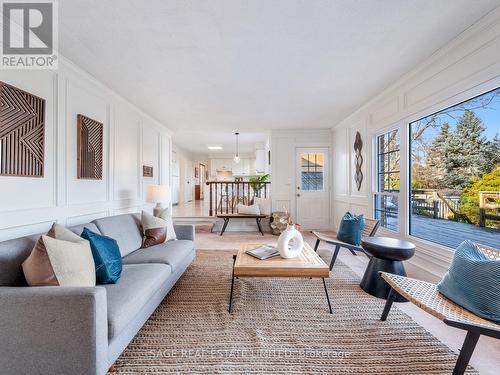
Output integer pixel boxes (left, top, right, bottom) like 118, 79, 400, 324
228, 242, 332, 313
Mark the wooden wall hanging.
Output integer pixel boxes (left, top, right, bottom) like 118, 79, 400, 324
77, 114, 103, 179
143, 165, 153, 178
0, 81, 45, 177
354, 131, 363, 191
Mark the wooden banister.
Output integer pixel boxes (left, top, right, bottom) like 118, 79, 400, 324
206, 181, 270, 216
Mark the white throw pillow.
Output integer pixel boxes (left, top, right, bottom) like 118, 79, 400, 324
159, 209, 177, 241
254, 197, 271, 216
237, 203, 261, 215
22, 223, 96, 287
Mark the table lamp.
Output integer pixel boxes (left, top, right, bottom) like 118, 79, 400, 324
146, 184, 171, 217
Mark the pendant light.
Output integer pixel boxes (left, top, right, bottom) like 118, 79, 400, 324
233, 132, 241, 163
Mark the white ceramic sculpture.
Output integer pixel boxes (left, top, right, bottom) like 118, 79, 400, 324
277, 224, 304, 258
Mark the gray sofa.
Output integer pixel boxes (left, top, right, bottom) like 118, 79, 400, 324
0, 213, 195, 375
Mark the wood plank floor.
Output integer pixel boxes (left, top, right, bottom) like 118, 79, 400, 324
411, 215, 499, 249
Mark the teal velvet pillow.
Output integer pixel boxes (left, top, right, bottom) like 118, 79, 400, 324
337, 212, 365, 246
81, 228, 122, 284
437, 240, 500, 323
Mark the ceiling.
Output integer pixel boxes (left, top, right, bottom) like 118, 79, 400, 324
58, 0, 500, 152
173, 131, 267, 155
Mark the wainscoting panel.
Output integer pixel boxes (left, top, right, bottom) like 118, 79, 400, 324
66, 80, 109, 205
0, 70, 57, 213
114, 104, 141, 202
331, 7, 500, 280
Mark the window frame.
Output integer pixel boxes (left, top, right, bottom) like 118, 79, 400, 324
300, 152, 325, 192
407, 85, 500, 248
373, 125, 402, 232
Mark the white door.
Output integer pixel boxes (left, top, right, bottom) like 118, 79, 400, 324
184, 161, 193, 202
296, 148, 330, 230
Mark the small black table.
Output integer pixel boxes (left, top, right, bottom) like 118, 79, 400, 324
360, 237, 415, 302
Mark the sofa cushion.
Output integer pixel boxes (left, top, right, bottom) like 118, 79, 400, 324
122, 240, 194, 272
0, 235, 39, 286
68, 222, 101, 236
93, 214, 143, 257
104, 263, 171, 340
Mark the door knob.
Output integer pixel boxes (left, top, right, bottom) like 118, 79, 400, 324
296, 193, 300, 197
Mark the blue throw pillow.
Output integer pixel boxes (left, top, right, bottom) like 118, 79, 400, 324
437, 241, 500, 323
337, 212, 365, 246
81, 228, 122, 284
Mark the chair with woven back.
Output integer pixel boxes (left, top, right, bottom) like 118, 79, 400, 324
380, 243, 500, 375
311, 218, 381, 270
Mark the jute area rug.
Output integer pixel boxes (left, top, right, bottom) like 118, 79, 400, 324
111, 250, 475, 374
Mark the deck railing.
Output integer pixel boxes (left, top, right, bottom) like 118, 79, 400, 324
206, 181, 270, 216
411, 190, 463, 221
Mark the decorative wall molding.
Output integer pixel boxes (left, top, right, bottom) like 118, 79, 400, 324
0, 52, 172, 241
331, 7, 500, 280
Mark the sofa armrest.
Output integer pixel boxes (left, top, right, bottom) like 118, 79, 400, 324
0, 286, 108, 375
174, 224, 195, 241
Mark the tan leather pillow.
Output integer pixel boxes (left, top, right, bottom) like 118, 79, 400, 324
141, 211, 167, 247
22, 223, 96, 287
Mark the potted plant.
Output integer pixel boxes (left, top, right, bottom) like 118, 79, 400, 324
249, 174, 269, 197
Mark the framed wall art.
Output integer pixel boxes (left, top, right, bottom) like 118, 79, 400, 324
0, 81, 46, 177
77, 114, 103, 179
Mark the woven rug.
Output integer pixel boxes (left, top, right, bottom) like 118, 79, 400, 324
111, 250, 475, 374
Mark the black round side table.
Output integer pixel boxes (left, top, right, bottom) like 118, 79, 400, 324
360, 237, 415, 302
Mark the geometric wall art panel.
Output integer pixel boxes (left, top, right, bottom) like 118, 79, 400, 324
77, 114, 103, 179
354, 131, 363, 191
0, 81, 46, 177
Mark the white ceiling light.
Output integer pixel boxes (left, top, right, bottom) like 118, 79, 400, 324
233, 132, 240, 163
207, 146, 223, 150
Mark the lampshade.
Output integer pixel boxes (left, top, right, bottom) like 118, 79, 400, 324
146, 184, 170, 203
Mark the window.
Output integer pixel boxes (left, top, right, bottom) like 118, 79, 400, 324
374, 129, 400, 231
410, 87, 500, 249
300, 153, 324, 191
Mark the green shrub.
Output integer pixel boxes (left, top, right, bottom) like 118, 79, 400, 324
459, 166, 500, 228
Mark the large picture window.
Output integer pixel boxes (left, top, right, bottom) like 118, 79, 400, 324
374, 129, 400, 231
410, 87, 500, 249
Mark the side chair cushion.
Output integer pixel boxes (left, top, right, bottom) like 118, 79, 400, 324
337, 212, 365, 246
437, 240, 500, 323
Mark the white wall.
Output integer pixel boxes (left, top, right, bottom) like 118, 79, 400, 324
0, 56, 172, 241
332, 7, 500, 281
270, 129, 332, 226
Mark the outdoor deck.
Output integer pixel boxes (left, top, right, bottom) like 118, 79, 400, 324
411, 215, 499, 249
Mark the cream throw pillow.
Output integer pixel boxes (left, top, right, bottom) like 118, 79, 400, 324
159, 209, 177, 241
253, 197, 271, 216
22, 223, 96, 287
237, 203, 261, 215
